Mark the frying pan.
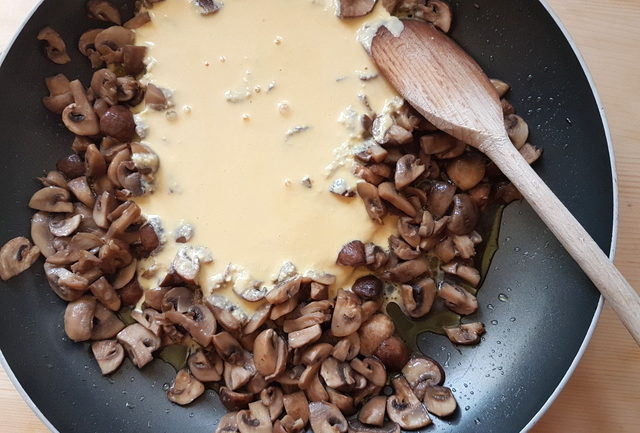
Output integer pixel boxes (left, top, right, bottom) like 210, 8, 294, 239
0, 0, 616, 432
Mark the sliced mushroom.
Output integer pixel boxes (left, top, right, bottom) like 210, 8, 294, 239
270, 295, 300, 321
212, 331, 245, 364
273, 415, 305, 433
397, 216, 420, 248
64, 295, 96, 342
220, 387, 254, 412
117, 323, 161, 368
167, 368, 204, 405
520, 143, 543, 164
31, 212, 56, 258
359, 396, 387, 426
37, 27, 70, 64
356, 182, 387, 224
42, 74, 73, 113
78, 28, 104, 67
505, 114, 529, 149
224, 359, 256, 391
395, 155, 425, 190
288, 324, 322, 349
166, 303, 217, 347
216, 412, 240, 433
92, 303, 124, 342
282, 391, 309, 425
389, 235, 419, 261
332, 333, 360, 362
331, 289, 362, 337
29, 187, 73, 213
352, 275, 383, 301
265, 276, 301, 304
386, 259, 429, 284
336, 0, 377, 18
44, 263, 87, 301
124, 11, 151, 29
441, 260, 481, 287
374, 336, 410, 372
400, 277, 436, 319
242, 303, 272, 335
443, 322, 485, 345
386, 376, 431, 430
378, 182, 416, 217
195, 0, 224, 15
301, 343, 334, 366
423, 385, 457, 417
358, 313, 394, 356
419, 0, 452, 33
261, 386, 284, 421
91, 339, 124, 375
439, 282, 478, 315
87, 0, 121, 24
88, 276, 120, 311
187, 349, 223, 382
308, 402, 347, 433
94, 26, 134, 64
447, 152, 486, 191
0, 237, 40, 281
63, 80, 100, 136
122, 45, 148, 76
237, 400, 272, 433
401, 356, 445, 400
426, 181, 455, 218
447, 194, 478, 235
336, 240, 366, 267
254, 328, 287, 379
320, 357, 356, 390
490, 78, 510, 98
351, 357, 386, 387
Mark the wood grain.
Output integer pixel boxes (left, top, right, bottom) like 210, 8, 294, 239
0, 0, 639, 432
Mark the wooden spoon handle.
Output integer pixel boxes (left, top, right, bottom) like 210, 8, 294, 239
484, 137, 640, 344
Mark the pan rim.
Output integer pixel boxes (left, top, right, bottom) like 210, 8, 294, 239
0, 1, 619, 432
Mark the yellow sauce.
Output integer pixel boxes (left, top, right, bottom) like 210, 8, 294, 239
134, 0, 399, 312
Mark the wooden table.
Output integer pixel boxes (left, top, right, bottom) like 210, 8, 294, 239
1, 0, 639, 431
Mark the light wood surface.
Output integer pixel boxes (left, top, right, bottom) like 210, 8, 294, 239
1, 0, 639, 432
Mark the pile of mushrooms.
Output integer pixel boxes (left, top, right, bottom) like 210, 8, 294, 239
0, 0, 545, 432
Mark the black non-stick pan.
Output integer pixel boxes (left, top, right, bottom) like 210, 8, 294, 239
0, 1, 615, 432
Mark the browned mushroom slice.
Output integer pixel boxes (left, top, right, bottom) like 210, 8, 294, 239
31, 212, 56, 258
439, 282, 478, 315
440, 260, 481, 287
220, 387, 254, 412
0, 237, 40, 281
188, 349, 223, 382
94, 26, 134, 63
418, 0, 452, 32
224, 359, 257, 391
241, 303, 272, 335
332, 333, 360, 362
63, 80, 100, 136
400, 277, 436, 319
289, 324, 322, 349
363, 243, 387, 269
447, 194, 478, 235
352, 274, 383, 301
89, 276, 121, 311
212, 331, 245, 364
386, 258, 429, 284
237, 400, 273, 433
332, 289, 362, 337
505, 114, 529, 150
336, 240, 366, 267
444, 322, 486, 345
78, 28, 104, 67
167, 368, 204, 405
281, 391, 309, 425
29, 186, 73, 213
43, 74, 73, 113
273, 415, 305, 433
91, 303, 125, 340
378, 182, 417, 217
373, 335, 410, 371
327, 387, 355, 416
117, 323, 161, 367
44, 263, 87, 301
91, 340, 124, 375
423, 385, 457, 417
309, 401, 347, 433
389, 235, 420, 261
37, 27, 70, 64
337, 0, 377, 18
123, 45, 148, 76
356, 182, 387, 224
265, 276, 301, 304
395, 155, 425, 190
215, 412, 240, 433
64, 296, 97, 342
90, 69, 117, 105
401, 355, 445, 400
260, 386, 284, 421
358, 313, 394, 356
253, 328, 288, 379
87, 0, 121, 24
320, 357, 356, 390
446, 152, 486, 191
386, 376, 431, 429
166, 303, 217, 347
351, 357, 386, 387
427, 181, 455, 218
195, 0, 224, 15
144, 83, 169, 110
359, 395, 387, 426
349, 419, 400, 433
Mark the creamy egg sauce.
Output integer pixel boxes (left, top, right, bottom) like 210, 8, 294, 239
134, 0, 400, 312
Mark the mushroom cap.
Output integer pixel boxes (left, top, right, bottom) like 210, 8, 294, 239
91, 340, 124, 375
374, 336, 410, 372
386, 376, 432, 430
29, 186, 73, 213
447, 194, 478, 235
395, 154, 425, 190
167, 369, 205, 405
351, 275, 383, 300
64, 295, 97, 342
427, 181, 456, 218
358, 313, 395, 356
309, 402, 348, 433
0, 237, 40, 281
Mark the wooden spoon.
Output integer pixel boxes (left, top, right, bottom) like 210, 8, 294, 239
370, 19, 640, 344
